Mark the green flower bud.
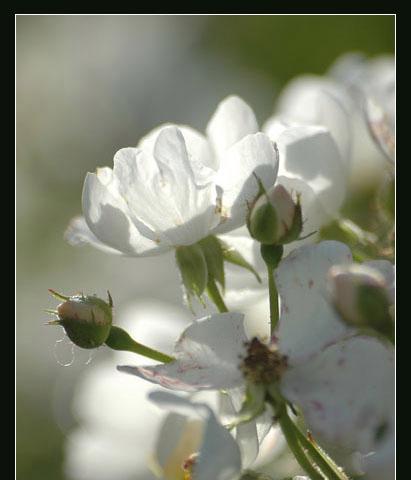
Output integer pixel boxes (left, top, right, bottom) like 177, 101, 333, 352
260, 244, 284, 270
327, 265, 393, 341
248, 184, 302, 245
47, 289, 113, 349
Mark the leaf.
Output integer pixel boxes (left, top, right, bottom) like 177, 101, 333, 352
218, 238, 261, 283
199, 236, 225, 290
175, 245, 208, 300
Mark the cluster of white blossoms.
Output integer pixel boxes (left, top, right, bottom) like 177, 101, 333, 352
50, 52, 394, 480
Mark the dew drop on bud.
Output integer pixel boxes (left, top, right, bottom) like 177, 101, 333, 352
84, 350, 95, 366
53, 335, 75, 367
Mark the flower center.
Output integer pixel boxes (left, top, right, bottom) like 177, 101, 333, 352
182, 453, 198, 480
240, 337, 288, 385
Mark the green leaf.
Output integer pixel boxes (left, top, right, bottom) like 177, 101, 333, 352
218, 238, 261, 283
175, 245, 208, 300
199, 236, 225, 289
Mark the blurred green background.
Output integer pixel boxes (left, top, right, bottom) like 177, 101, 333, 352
16, 15, 394, 480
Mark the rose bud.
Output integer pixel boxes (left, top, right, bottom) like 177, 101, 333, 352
247, 184, 302, 245
327, 264, 393, 341
46, 289, 113, 349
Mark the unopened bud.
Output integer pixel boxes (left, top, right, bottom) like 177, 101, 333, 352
248, 184, 302, 245
327, 265, 393, 338
47, 290, 113, 349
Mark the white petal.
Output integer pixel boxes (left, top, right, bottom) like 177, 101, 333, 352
215, 133, 279, 232
276, 175, 330, 236
271, 124, 346, 220
364, 260, 395, 304
362, 430, 395, 480
274, 75, 353, 166
206, 95, 259, 158
364, 97, 395, 163
328, 51, 368, 86
252, 423, 285, 469
153, 411, 204, 479
275, 241, 353, 362
138, 123, 218, 179
281, 336, 394, 454
197, 413, 242, 480
153, 125, 197, 182
218, 388, 259, 468
329, 53, 394, 186
149, 391, 242, 480
114, 128, 221, 246
82, 168, 166, 256
64, 215, 123, 255
236, 420, 259, 468
118, 313, 248, 391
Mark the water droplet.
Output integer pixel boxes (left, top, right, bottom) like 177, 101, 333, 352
84, 350, 94, 366
53, 334, 75, 367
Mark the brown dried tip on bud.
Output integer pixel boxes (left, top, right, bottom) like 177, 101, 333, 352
46, 289, 113, 349
327, 264, 393, 335
248, 184, 302, 245
182, 453, 198, 480
240, 337, 288, 385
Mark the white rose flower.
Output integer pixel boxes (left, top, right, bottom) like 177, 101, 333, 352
65, 96, 279, 256
148, 391, 243, 480
118, 242, 394, 471
272, 52, 395, 188
329, 52, 395, 164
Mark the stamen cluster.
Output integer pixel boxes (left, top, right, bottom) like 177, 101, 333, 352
240, 337, 288, 385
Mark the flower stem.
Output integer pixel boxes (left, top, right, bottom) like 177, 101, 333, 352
267, 265, 279, 334
268, 388, 348, 480
275, 402, 324, 480
292, 425, 350, 480
206, 279, 228, 313
105, 326, 174, 363
260, 244, 283, 334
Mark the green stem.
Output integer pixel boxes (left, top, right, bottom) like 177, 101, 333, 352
105, 326, 174, 363
267, 265, 279, 334
206, 279, 228, 313
293, 425, 349, 480
275, 403, 324, 480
